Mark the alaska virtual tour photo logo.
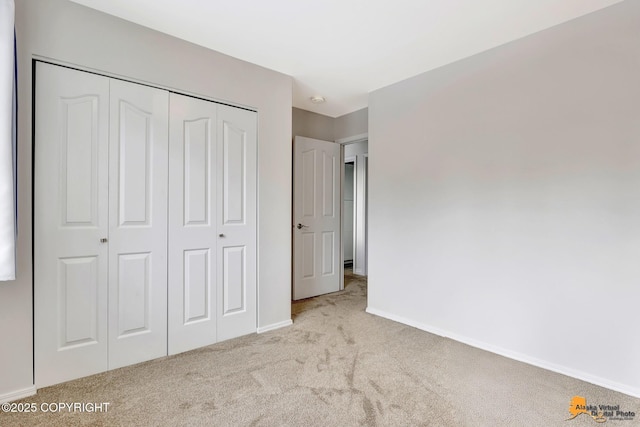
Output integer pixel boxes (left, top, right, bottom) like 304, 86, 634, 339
567, 396, 636, 423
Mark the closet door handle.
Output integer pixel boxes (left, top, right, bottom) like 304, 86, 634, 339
100, 238, 108, 243
219, 234, 225, 238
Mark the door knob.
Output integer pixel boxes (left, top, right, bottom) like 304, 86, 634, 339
296, 223, 308, 230
100, 238, 108, 243
219, 233, 225, 238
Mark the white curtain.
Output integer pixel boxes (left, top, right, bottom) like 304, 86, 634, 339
0, 0, 16, 281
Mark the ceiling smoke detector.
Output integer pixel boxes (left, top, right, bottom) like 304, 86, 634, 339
310, 96, 326, 104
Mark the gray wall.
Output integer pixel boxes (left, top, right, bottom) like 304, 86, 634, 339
292, 107, 335, 141
1, 0, 292, 400
335, 108, 368, 141
292, 107, 368, 142
368, 1, 640, 397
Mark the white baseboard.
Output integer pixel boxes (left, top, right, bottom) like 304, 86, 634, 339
257, 319, 293, 334
0, 386, 37, 404
365, 307, 640, 399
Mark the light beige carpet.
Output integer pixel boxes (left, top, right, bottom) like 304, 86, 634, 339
1, 271, 638, 426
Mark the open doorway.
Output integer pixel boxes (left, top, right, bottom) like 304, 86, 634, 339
343, 161, 355, 269
341, 140, 368, 276
291, 135, 368, 302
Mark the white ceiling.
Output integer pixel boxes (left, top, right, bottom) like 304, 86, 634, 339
70, 0, 623, 118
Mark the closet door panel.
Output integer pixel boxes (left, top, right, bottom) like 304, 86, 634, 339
108, 80, 169, 369
168, 93, 218, 355
216, 105, 257, 341
34, 62, 109, 387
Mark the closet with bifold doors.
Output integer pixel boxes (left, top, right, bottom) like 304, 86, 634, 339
34, 62, 257, 388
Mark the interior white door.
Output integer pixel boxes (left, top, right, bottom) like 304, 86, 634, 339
293, 136, 341, 300
108, 79, 169, 369
168, 93, 218, 355
216, 105, 257, 341
34, 62, 109, 387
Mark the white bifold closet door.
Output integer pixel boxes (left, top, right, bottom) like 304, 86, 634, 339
167, 94, 218, 354
168, 94, 257, 354
214, 103, 257, 342
107, 80, 169, 369
35, 63, 110, 387
35, 63, 169, 386
35, 62, 257, 387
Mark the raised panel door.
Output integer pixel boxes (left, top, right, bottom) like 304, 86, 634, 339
168, 93, 218, 355
293, 136, 341, 300
108, 79, 169, 369
34, 62, 109, 387
216, 105, 257, 341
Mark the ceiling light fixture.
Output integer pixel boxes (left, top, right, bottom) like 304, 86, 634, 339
310, 96, 326, 104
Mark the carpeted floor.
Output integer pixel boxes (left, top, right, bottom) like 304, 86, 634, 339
1, 271, 638, 426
